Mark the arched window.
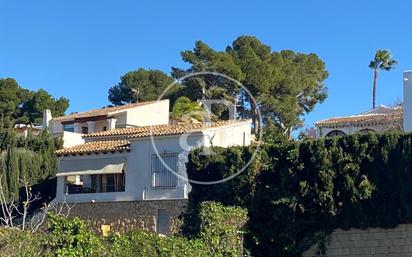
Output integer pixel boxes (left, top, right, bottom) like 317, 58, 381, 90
358, 128, 375, 134
326, 130, 345, 137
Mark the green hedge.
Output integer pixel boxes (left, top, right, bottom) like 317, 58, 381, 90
186, 132, 412, 257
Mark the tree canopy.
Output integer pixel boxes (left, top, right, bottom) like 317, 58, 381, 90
0, 78, 69, 127
108, 68, 177, 105
107, 36, 328, 138
171, 96, 205, 122
174, 36, 329, 136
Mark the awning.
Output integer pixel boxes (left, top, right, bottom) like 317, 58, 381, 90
57, 158, 126, 177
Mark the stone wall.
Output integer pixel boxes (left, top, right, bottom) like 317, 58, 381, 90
62, 199, 188, 235
303, 224, 412, 257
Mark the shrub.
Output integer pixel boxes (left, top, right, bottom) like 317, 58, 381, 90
0, 228, 51, 257
46, 213, 100, 257
199, 201, 248, 257
186, 132, 412, 256
105, 230, 209, 257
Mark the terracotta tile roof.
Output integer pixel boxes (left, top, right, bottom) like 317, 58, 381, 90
84, 120, 251, 139
315, 106, 403, 127
55, 140, 130, 156
53, 100, 165, 121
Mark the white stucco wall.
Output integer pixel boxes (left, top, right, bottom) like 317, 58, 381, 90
121, 100, 170, 127
203, 121, 251, 147
404, 70, 412, 132
51, 131, 85, 148
55, 134, 203, 203
317, 124, 394, 138
54, 120, 252, 203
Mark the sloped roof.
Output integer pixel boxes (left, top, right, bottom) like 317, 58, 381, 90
84, 120, 251, 139
315, 106, 403, 127
53, 100, 165, 122
55, 140, 130, 156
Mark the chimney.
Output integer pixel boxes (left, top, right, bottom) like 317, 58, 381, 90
42, 109, 52, 130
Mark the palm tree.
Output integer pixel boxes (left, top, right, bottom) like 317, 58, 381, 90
369, 49, 397, 109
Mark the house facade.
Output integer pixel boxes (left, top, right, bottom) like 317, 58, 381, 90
313, 70, 412, 138
314, 105, 403, 138
53, 120, 252, 234
43, 100, 170, 147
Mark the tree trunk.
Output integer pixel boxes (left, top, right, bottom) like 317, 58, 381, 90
372, 68, 378, 109
250, 102, 259, 136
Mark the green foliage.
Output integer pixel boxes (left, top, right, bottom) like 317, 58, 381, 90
198, 201, 248, 257
369, 49, 397, 71
0, 130, 61, 203
174, 36, 328, 134
369, 49, 397, 109
0, 212, 245, 257
186, 132, 412, 257
0, 228, 51, 257
20, 89, 69, 125
46, 213, 100, 257
171, 96, 205, 122
104, 230, 209, 257
108, 68, 178, 105
0, 78, 69, 127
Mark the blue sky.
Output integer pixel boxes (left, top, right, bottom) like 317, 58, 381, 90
1, 0, 411, 128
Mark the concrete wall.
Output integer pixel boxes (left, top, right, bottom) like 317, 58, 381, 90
303, 224, 412, 257
62, 199, 188, 235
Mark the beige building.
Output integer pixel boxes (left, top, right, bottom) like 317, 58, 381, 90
43, 100, 170, 147
314, 105, 403, 138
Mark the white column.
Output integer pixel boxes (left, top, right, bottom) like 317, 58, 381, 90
404, 71, 412, 132
87, 121, 96, 133
74, 123, 82, 133
107, 118, 117, 130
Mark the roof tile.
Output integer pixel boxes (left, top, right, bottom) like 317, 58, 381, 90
315, 106, 403, 126
84, 120, 251, 139
55, 140, 130, 156
53, 100, 164, 121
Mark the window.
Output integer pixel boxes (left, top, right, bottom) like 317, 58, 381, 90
66, 172, 125, 194
326, 130, 345, 137
359, 128, 375, 134
151, 153, 178, 188
82, 126, 88, 134
63, 124, 74, 132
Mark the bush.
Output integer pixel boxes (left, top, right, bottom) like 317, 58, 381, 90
186, 132, 412, 257
105, 230, 209, 257
0, 228, 51, 257
46, 213, 101, 257
199, 201, 248, 257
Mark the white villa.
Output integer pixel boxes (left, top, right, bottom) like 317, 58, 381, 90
49, 100, 252, 234
314, 70, 412, 138
314, 105, 403, 138
43, 100, 170, 147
